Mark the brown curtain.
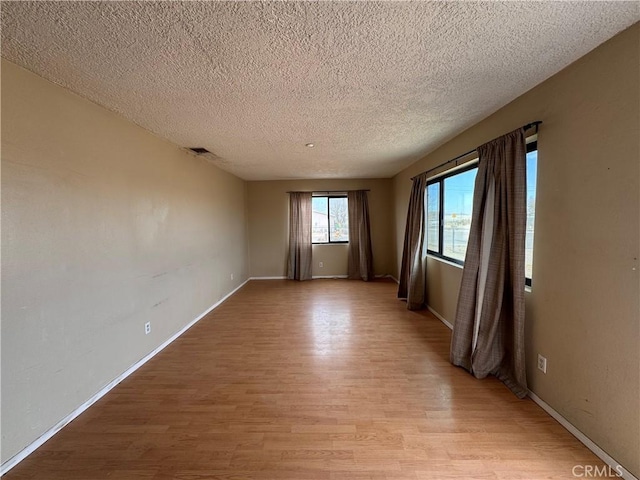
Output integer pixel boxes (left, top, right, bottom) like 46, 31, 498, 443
450, 128, 528, 398
398, 173, 428, 310
347, 190, 374, 281
287, 192, 313, 281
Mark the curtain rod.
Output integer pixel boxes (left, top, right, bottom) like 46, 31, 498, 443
286, 189, 370, 193
410, 121, 542, 181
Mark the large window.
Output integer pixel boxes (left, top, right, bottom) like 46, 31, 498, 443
426, 141, 537, 285
312, 196, 349, 243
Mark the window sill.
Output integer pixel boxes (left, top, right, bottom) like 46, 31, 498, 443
427, 254, 534, 292
426, 254, 463, 269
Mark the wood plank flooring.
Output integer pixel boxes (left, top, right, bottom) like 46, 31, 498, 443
6, 279, 610, 479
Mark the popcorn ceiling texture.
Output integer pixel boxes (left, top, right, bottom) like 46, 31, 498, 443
2, 1, 638, 180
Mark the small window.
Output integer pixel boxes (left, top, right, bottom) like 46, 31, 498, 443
525, 143, 537, 286
426, 183, 440, 252
426, 141, 538, 286
312, 196, 349, 244
443, 167, 477, 262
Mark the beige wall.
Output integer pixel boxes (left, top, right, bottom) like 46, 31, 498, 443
247, 179, 394, 278
393, 24, 639, 475
1, 60, 249, 463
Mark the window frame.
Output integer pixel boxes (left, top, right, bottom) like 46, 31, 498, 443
425, 140, 538, 286
311, 195, 349, 244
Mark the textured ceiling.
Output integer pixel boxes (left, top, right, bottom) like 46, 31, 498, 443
2, 2, 638, 180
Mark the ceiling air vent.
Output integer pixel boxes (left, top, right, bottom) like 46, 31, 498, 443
187, 147, 225, 166
189, 147, 210, 154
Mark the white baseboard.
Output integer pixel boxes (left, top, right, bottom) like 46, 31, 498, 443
387, 274, 399, 284
0, 278, 250, 477
250, 275, 397, 281
249, 276, 361, 280
427, 305, 454, 330
252, 275, 392, 281
528, 391, 637, 480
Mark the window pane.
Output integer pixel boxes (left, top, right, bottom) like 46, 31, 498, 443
443, 168, 477, 262
312, 197, 328, 243
329, 197, 349, 242
426, 183, 440, 252
526, 149, 537, 281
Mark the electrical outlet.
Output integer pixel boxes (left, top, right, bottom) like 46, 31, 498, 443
230, 273, 234, 280
537, 354, 547, 374
319, 262, 324, 268
145, 322, 151, 335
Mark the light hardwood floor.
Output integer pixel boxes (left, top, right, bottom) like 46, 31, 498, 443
6, 279, 610, 479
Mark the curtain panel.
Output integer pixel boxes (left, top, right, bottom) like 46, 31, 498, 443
450, 128, 528, 398
287, 192, 313, 281
398, 173, 428, 310
347, 190, 374, 281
